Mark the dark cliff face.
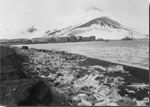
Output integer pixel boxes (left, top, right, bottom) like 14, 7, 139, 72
77, 16, 122, 29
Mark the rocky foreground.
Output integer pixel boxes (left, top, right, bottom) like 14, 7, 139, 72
0, 46, 149, 106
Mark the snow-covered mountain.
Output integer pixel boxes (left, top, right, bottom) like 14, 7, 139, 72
45, 16, 144, 40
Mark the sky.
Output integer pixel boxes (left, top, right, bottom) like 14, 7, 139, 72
0, 0, 149, 39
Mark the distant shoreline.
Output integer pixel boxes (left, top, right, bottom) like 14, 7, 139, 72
0, 37, 149, 46
11, 39, 149, 70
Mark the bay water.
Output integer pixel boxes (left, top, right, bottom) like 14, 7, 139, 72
15, 39, 149, 70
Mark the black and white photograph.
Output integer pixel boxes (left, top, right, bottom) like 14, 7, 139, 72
0, 0, 149, 106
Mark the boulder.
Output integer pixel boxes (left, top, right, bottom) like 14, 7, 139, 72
22, 46, 28, 50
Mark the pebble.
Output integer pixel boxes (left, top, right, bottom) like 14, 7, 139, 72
90, 65, 106, 71
78, 98, 92, 106
107, 65, 128, 73
72, 96, 80, 102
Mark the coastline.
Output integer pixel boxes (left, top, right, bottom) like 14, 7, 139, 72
12, 39, 149, 71
0, 45, 149, 106
29, 47, 149, 81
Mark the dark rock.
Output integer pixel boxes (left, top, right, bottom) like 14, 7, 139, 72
56, 73, 64, 77
22, 46, 28, 50
95, 76, 101, 81
55, 82, 61, 87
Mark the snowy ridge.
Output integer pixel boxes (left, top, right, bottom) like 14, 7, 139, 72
45, 16, 145, 39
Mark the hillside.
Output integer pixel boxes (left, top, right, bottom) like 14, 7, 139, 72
45, 16, 133, 39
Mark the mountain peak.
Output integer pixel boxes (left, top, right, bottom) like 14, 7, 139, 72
77, 16, 121, 29
45, 16, 145, 39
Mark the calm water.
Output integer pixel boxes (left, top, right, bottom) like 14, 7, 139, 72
15, 39, 149, 69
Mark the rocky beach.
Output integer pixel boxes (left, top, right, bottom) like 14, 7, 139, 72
0, 45, 149, 106
0, 0, 149, 106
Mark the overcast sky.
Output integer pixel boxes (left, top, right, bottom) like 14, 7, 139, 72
0, 0, 149, 39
